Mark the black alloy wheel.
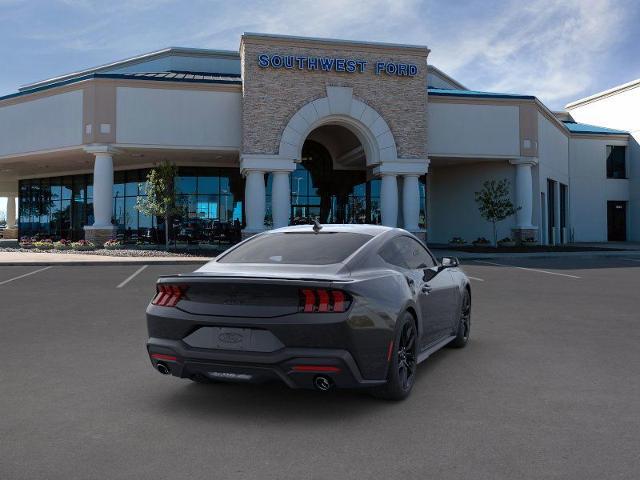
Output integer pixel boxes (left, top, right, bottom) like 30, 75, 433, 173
449, 289, 471, 348
372, 312, 418, 400
397, 320, 417, 391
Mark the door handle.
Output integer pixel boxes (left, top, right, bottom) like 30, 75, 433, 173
421, 285, 433, 294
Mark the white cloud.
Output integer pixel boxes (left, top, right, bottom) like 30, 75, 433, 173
2, 0, 635, 109
426, 0, 628, 107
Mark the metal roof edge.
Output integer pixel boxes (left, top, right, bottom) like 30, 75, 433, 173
2, 72, 242, 103
19, 46, 240, 92
427, 65, 467, 90
427, 88, 535, 100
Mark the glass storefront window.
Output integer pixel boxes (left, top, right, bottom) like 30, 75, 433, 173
18, 166, 244, 245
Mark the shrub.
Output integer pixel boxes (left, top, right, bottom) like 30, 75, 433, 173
19, 236, 34, 249
103, 239, 123, 250
33, 239, 54, 250
54, 239, 73, 250
472, 237, 491, 246
71, 240, 96, 251
449, 237, 466, 245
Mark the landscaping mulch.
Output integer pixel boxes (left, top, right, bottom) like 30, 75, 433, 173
0, 247, 205, 257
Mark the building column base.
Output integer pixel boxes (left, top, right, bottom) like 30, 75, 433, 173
1, 227, 18, 240
84, 226, 117, 246
511, 227, 538, 243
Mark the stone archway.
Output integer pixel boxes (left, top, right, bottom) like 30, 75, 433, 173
240, 86, 428, 235
278, 86, 398, 166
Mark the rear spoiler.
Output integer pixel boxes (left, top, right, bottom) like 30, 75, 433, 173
156, 274, 354, 287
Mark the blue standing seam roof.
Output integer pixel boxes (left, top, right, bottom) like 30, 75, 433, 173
427, 87, 535, 100
561, 121, 628, 135
0, 71, 242, 102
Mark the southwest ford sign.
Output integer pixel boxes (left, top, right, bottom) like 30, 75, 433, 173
257, 54, 418, 77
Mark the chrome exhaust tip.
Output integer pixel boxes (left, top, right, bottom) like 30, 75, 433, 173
314, 375, 333, 391
156, 362, 171, 375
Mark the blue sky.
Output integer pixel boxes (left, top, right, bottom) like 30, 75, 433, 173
1, 0, 640, 215
1, 0, 639, 109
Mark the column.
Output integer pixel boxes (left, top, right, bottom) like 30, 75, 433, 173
380, 174, 398, 228
513, 161, 534, 228
402, 174, 420, 232
244, 170, 266, 232
6, 195, 17, 229
271, 171, 290, 229
510, 158, 538, 242
83, 146, 117, 245
92, 152, 115, 228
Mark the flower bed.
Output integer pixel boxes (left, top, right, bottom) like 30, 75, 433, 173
70, 240, 96, 251
54, 239, 73, 250
103, 239, 123, 250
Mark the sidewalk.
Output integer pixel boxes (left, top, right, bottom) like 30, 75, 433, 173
430, 248, 640, 261
0, 251, 212, 266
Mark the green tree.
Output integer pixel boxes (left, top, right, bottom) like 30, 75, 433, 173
136, 161, 182, 250
474, 179, 519, 246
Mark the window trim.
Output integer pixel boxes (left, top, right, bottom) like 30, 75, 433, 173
606, 145, 627, 180
377, 234, 437, 271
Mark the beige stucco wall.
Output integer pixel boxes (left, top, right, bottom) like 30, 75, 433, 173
240, 35, 429, 160
116, 86, 242, 148
427, 101, 520, 157
0, 90, 83, 157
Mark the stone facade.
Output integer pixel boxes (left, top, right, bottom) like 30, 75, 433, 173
84, 226, 117, 247
240, 34, 429, 160
1, 227, 18, 239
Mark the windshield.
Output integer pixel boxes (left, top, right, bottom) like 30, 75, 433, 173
217, 232, 373, 265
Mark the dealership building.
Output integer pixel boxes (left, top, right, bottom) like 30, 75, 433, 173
0, 33, 637, 246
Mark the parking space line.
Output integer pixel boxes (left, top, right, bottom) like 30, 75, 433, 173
0, 266, 52, 286
473, 260, 581, 278
116, 265, 148, 289
466, 276, 485, 282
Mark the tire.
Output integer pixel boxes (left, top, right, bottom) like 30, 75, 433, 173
449, 288, 471, 348
372, 312, 418, 401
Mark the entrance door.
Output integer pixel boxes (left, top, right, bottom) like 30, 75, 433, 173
607, 201, 627, 241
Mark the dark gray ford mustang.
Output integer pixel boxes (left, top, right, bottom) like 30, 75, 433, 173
146, 224, 471, 400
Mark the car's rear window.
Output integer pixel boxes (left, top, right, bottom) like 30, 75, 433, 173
217, 232, 373, 265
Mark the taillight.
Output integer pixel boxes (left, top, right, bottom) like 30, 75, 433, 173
299, 288, 351, 313
152, 284, 187, 307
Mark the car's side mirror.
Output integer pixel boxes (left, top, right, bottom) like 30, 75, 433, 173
441, 256, 460, 268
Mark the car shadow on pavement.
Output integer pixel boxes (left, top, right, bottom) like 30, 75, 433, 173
148, 347, 455, 424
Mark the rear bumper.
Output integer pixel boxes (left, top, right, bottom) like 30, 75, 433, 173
147, 337, 387, 390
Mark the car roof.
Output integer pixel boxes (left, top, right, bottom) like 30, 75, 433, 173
267, 224, 396, 236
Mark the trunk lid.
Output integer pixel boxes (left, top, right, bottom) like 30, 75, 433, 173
159, 263, 351, 318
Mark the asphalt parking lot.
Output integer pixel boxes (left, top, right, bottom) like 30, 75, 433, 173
1, 256, 639, 479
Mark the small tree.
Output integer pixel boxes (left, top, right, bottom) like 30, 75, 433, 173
474, 179, 519, 246
136, 161, 181, 250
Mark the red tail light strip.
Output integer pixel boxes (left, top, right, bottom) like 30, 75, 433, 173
317, 289, 330, 312
292, 365, 341, 373
152, 284, 187, 307
301, 289, 316, 313
150, 353, 178, 362
299, 288, 351, 313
